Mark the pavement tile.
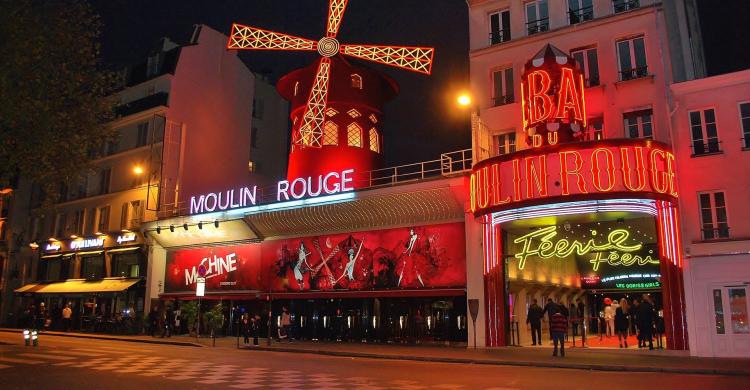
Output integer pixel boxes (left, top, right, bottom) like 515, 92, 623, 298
229, 384, 264, 389
196, 379, 229, 384
167, 375, 197, 380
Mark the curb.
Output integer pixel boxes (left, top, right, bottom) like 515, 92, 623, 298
240, 345, 750, 377
0, 328, 203, 347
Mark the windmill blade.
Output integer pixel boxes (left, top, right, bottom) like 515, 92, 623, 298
326, 0, 349, 37
297, 58, 332, 148
340, 44, 435, 74
227, 23, 316, 51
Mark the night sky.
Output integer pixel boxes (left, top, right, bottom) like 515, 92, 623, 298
92, 0, 471, 167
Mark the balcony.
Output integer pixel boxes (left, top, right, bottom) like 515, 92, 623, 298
568, 5, 594, 25
613, 0, 639, 14
491, 95, 515, 107
619, 66, 649, 81
526, 18, 549, 36
116, 92, 169, 118
489, 29, 511, 45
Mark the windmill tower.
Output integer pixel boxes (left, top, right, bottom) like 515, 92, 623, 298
227, 0, 434, 185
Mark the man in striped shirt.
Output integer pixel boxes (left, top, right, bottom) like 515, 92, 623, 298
550, 311, 568, 357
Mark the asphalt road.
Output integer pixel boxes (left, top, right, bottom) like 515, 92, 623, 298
0, 333, 747, 389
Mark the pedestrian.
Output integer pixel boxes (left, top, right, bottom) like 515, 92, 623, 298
62, 304, 73, 332
630, 298, 640, 341
603, 298, 614, 338
615, 298, 629, 348
251, 314, 260, 346
164, 305, 175, 338
280, 306, 292, 342
526, 299, 543, 346
550, 311, 568, 357
542, 298, 559, 340
148, 306, 159, 337
637, 294, 655, 350
240, 313, 251, 346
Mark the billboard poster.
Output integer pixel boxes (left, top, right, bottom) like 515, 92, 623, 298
262, 222, 466, 292
164, 244, 262, 293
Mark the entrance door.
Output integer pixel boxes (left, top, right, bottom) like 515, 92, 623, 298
710, 285, 750, 357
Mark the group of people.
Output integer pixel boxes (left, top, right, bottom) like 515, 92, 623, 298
147, 305, 180, 338
19, 302, 73, 332
526, 298, 580, 357
603, 294, 658, 350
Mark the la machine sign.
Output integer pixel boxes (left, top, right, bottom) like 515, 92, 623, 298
189, 168, 354, 214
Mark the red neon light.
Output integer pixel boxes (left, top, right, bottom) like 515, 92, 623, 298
555, 67, 584, 122
620, 146, 647, 191
590, 147, 616, 192
559, 150, 588, 195
526, 70, 554, 124
525, 155, 548, 198
649, 148, 669, 194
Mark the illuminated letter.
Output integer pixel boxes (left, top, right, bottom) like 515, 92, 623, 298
620, 147, 647, 192
525, 155, 548, 199
527, 70, 554, 124
491, 163, 511, 206
555, 67, 584, 121
323, 171, 341, 194
307, 175, 323, 197
218, 190, 231, 210
341, 169, 354, 192
277, 180, 290, 201
532, 134, 544, 148
190, 195, 205, 214
290, 178, 307, 199
242, 186, 257, 206
204, 193, 218, 212
512, 159, 522, 202
666, 152, 678, 197
547, 131, 559, 145
559, 151, 588, 195
230, 190, 240, 209
591, 148, 616, 192
649, 149, 669, 193
478, 166, 491, 209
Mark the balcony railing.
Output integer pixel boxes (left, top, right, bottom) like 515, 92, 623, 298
692, 140, 722, 156
526, 18, 549, 35
491, 95, 515, 107
613, 0, 639, 14
116, 92, 169, 117
619, 66, 649, 81
584, 76, 600, 87
568, 6, 594, 25
702, 226, 730, 240
489, 29, 511, 45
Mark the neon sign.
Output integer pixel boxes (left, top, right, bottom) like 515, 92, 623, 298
45, 242, 61, 251
512, 226, 659, 271
184, 253, 237, 286
189, 168, 354, 214
70, 237, 105, 250
469, 140, 678, 216
116, 232, 137, 244
521, 44, 587, 148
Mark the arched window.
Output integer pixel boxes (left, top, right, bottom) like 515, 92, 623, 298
323, 121, 338, 146
294, 81, 300, 96
351, 74, 363, 89
369, 128, 379, 153
347, 123, 362, 147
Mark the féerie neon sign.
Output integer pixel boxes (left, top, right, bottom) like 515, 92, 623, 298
512, 226, 659, 271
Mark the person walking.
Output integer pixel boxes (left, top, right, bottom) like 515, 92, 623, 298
603, 299, 615, 338
240, 313, 251, 346
280, 306, 292, 342
164, 306, 175, 338
62, 304, 72, 332
148, 306, 159, 337
550, 311, 568, 357
615, 298, 629, 348
526, 299, 543, 346
251, 314, 260, 346
542, 298, 559, 340
637, 294, 655, 350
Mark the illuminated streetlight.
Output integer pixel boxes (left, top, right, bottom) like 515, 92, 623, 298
133, 165, 144, 175
457, 93, 472, 107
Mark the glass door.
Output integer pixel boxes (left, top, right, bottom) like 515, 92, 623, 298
711, 285, 750, 356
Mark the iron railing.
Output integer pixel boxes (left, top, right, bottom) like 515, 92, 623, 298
619, 66, 649, 81
613, 0, 640, 14
692, 140, 722, 156
491, 95, 515, 107
568, 5, 594, 24
526, 18, 549, 35
155, 149, 473, 218
702, 226, 730, 240
489, 29, 511, 45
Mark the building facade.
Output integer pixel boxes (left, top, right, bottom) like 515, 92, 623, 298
3, 25, 288, 331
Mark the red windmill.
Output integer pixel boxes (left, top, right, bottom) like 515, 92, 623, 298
227, 0, 434, 184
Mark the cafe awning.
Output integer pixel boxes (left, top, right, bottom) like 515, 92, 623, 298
14, 278, 141, 294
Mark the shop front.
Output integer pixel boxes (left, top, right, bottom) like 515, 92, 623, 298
14, 232, 147, 333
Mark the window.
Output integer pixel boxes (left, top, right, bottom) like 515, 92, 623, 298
713, 289, 726, 334
73, 209, 85, 236
586, 116, 604, 140
699, 192, 729, 240
105, 137, 119, 155
568, 0, 593, 24
616, 36, 648, 81
689, 109, 720, 155
252, 98, 264, 119
489, 9, 511, 44
120, 203, 129, 230
494, 132, 516, 156
130, 200, 142, 228
323, 121, 339, 146
251, 127, 258, 148
347, 123, 362, 147
113, 253, 141, 278
369, 128, 379, 153
571, 47, 599, 87
492, 67, 514, 106
98, 168, 111, 195
146, 53, 160, 77
729, 288, 750, 334
248, 160, 256, 173
623, 109, 653, 139
80, 255, 105, 279
738, 102, 750, 149
351, 74, 363, 89
613, 0, 639, 14
136, 122, 149, 147
326, 107, 338, 117
97, 206, 110, 233
85, 207, 96, 235
525, 0, 549, 35
347, 109, 361, 118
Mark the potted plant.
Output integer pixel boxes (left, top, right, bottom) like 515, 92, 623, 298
204, 303, 225, 344
181, 301, 199, 337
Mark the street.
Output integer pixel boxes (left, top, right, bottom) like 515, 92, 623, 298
0, 333, 747, 389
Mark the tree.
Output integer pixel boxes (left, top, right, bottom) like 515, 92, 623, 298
0, 0, 116, 198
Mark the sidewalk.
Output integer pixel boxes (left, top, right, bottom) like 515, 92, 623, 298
2, 327, 749, 376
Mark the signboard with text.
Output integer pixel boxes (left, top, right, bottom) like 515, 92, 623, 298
164, 244, 262, 293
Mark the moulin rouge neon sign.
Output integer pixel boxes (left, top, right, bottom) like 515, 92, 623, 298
512, 226, 659, 271
189, 168, 354, 214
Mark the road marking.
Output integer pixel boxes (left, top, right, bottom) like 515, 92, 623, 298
0, 356, 45, 364
19, 353, 76, 361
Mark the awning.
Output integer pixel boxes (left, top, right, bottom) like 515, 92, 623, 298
14, 278, 142, 294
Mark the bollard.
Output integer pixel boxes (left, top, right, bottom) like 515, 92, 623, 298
23, 329, 30, 346
31, 330, 39, 347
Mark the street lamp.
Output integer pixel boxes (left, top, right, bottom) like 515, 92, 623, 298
132, 165, 144, 175
457, 93, 472, 107
456, 92, 490, 162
